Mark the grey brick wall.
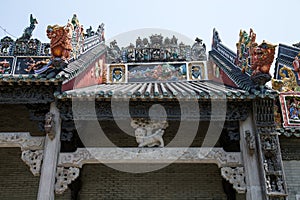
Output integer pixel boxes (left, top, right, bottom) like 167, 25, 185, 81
0, 148, 39, 200
283, 161, 300, 200
76, 163, 246, 200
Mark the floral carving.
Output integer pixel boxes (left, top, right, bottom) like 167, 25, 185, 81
21, 150, 43, 176
221, 167, 246, 193
55, 167, 80, 194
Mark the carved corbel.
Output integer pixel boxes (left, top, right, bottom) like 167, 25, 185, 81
245, 130, 255, 153
44, 112, 55, 140
221, 167, 246, 193
21, 150, 44, 176
55, 167, 80, 194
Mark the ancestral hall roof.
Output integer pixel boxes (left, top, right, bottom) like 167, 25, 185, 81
55, 80, 276, 101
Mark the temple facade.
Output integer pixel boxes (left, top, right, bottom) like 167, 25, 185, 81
0, 14, 299, 200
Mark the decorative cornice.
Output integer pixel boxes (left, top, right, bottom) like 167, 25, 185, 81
221, 167, 246, 193
21, 150, 43, 176
58, 147, 242, 168
0, 132, 44, 150
55, 167, 80, 194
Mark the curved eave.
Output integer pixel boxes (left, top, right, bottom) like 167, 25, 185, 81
58, 42, 107, 83
54, 81, 277, 101
277, 127, 300, 138
0, 74, 64, 85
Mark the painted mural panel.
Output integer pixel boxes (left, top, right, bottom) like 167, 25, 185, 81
279, 93, 300, 127
128, 62, 186, 82
0, 56, 14, 75
14, 56, 51, 75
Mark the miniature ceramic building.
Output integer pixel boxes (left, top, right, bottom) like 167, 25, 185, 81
0, 15, 298, 200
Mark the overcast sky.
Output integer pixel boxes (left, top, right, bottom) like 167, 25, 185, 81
1, 0, 299, 51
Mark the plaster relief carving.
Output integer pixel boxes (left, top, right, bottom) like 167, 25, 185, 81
21, 150, 43, 176
221, 167, 246, 193
44, 112, 55, 140
58, 147, 242, 168
245, 130, 255, 153
0, 132, 44, 150
131, 119, 168, 147
55, 167, 80, 194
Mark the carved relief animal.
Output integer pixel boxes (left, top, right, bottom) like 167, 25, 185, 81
44, 112, 55, 139
134, 127, 164, 147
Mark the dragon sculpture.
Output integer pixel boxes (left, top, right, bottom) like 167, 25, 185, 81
272, 65, 299, 92
20, 14, 38, 40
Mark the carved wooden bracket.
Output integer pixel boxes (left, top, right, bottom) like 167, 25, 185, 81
21, 150, 43, 176
221, 167, 246, 194
55, 167, 80, 194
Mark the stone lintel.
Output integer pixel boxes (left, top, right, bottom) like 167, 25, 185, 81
58, 147, 242, 168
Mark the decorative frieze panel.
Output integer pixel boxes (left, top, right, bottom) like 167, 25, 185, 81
58, 147, 242, 168
21, 150, 43, 176
59, 100, 250, 121
0, 132, 44, 150
254, 99, 288, 199
221, 167, 246, 193
55, 167, 80, 194
0, 85, 56, 104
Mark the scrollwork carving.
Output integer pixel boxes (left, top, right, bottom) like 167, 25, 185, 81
58, 147, 242, 168
221, 167, 246, 194
21, 150, 43, 176
0, 132, 44, 150
55, 167, 80, 194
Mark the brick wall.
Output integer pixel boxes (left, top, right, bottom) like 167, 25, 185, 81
0, 148, 39, 200
283, 161, 300, 200
75, 163, 246, 200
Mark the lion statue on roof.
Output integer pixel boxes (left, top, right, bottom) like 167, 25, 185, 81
251, 41, 276, 76
46, 21, 73, 61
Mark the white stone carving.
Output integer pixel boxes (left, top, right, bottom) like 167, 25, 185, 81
21, 150, 43, 176
58, 147, 242, 168
221, 167, 246, 193
0, 132, 44, 150
131, 119, 168, 147
44, 112, 55, 140
245, 130, 255, 153
55, 167, 80, 194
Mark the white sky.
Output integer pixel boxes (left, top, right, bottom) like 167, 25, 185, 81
0, 0, 299, 52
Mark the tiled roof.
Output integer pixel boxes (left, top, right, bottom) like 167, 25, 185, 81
54, 80, 277, 100
58, 42, 106, 82
276, 127, 300, 138
0, 74, 64, 85
209, 44, 255, 91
